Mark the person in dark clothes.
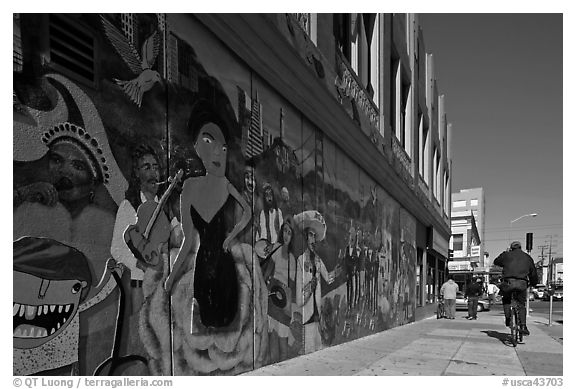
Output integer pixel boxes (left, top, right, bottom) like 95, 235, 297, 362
465, 278, 484, 320
493, 241, 538, 335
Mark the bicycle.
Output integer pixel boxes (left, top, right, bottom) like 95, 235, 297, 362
437, 298, 445, 319
509, 290, 525, 347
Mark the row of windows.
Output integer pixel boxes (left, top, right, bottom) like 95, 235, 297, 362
331, 14, 450, 214
453, 198, 479, 208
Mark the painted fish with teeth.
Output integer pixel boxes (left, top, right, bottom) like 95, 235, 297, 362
13, 237, 93, 375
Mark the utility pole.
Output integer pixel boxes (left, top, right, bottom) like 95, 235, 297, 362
547, 235, 554, 327
537, 245, 547, 283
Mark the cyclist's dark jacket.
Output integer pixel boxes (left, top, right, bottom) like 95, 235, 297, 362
493, 248, 538, 286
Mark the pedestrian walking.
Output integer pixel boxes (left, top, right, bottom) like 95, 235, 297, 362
465, 278, 484, 320
487, 281, 500, 308
439, 276, 459, 319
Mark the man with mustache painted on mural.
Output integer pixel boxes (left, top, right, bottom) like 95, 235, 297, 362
111, 144, 164, 314
294, 210, 341, 354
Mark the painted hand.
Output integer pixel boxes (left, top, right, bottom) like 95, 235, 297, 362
106, 257, 125, 275
18, 182, 59, 206
124, 225, 160, 266
222, 236, 232, 252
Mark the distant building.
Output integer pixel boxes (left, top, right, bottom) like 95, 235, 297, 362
537, 256, 563, 286
449, 206, 481, 290
451, 188, 486, 266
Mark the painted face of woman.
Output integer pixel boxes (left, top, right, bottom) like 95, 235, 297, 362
48, 142, 95, 203
194, 122, 227, 177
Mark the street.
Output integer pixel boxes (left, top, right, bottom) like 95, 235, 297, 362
529, 300, 563, 323
528, 300, 563, 345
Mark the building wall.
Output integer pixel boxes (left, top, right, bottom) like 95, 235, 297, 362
13, 13, 446, 376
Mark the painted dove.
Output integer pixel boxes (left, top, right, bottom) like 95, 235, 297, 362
100, 15, 162, 107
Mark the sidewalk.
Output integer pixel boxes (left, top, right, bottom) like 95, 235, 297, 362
243, 309, 563, 376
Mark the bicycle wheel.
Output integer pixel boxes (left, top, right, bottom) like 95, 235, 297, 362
510, 307, 518, 347
514, 309, 523, 344
517, 310, 523, 344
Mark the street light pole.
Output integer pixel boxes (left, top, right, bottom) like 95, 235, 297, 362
508, 213, 538, 244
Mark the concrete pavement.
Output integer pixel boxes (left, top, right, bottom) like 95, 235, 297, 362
243, 308, 563, 376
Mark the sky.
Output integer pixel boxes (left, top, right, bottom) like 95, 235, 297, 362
418, 13, 563, 263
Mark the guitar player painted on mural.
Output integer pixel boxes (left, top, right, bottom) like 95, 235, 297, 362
111, 144, 164, 314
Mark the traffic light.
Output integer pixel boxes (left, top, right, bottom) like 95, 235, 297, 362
448, 249, 454, 260
526, 232, 533, 252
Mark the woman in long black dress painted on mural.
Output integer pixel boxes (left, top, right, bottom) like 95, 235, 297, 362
164, 99, 251, 328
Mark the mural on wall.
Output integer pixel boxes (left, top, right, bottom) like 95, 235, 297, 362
13, 13, 418, 376
399, 209, 417, 324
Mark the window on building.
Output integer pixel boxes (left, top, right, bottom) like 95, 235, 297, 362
310, 14, 317, 45
453, 200, 466, 208
392, 55, 411, 154
48, 14, 97, 86
391, 55, 399, 137
333, 14, 351, 64
424, 121, 430, 184
453, 234, 464, 251
334, 13, 379, 108
418, 112, 429, 178
435, 151, 441, 200
432, 146, 438, 199
13, 14, 23, 73
369, 14, 379, 108
293, 13, 318, 45
444, 171, 450, 215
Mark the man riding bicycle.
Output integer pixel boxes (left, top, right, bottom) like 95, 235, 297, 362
493, 241, 538, 336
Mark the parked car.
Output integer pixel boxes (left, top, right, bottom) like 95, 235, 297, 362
543, 286, 563, 301
532, 284, 547, 299
455, 292, 491, 312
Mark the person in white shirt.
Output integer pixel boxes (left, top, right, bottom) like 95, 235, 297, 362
487, 281, 500, 308
440, 277, 459, 319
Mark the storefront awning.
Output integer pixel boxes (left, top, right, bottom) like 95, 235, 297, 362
448, 261, 474, 272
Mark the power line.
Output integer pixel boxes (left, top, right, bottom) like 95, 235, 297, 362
482, 235, 562, 242
481, 224, 563, 233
